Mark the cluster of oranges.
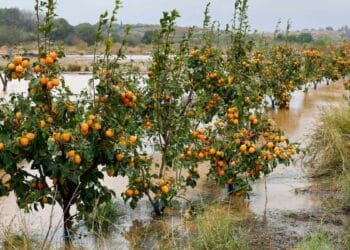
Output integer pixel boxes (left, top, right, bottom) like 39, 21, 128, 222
120, 91, 137, 108
7, 56, 30, 80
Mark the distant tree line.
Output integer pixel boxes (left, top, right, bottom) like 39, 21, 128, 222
275, 32, 314, 44
0, 8, 156, 47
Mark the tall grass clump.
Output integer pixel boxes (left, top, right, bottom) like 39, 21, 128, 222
307, 105, 350, 178
82, 199, 124, 236
298, 232, 335, 250
307, 105, 350, 206
190, 205, 250, 250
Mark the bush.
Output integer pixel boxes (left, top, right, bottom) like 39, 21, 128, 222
298, 232, 335, 250
82, 199, 124, 235
190, 206, 250, 250
307, 105, 350, 177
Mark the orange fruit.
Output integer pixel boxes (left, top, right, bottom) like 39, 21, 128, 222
266, 142, 274, 149
80, 123, 89, 136
20, 137, 29, 147
67, 150, 75, 158
15, 112, 22, 120
249, 147, 256, 154
46, 81, 53, 90
105, 129, 114, 138
39, 120, 46, 128
125, 189, 134, 197
88, 115, 95, 120
116, 153, 124, 161
74, 154, 81, 165
252, 118, 258, 125
134, 189, 140, 196
93, 123, 101, 131
21, 60, 29, 68
34, 65, 41, 73
125, 91, 133, 99
7, 63, 15, 71
129, 135, 137, 144
14, 56, 22, 65
227, 178, 233, 185
15, 65, 23, 73
25, 133, 35, 141
217, 161, 225, 167
47, 116, 54, 124
218, 169, 225, 176
61, 133, 71, 143
45, 56, 54, 65
161, 185, 169, 194
49, 51, 57, 60
197, 134, 205, 141
52, 78, 60, 86
134, 177, 142, 184
0, 142, 4, 152
240, 144, 247, 152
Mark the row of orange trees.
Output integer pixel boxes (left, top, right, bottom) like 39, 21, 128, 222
0, 0, 349, 240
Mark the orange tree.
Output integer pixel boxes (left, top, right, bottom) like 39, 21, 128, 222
0, 0, 143, 239
193, 0, 300, 196
260, 45, 303, 109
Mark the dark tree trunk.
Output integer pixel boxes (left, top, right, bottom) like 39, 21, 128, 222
271, 99, 275, 109
326, 79, 330, 85
313, 82, 317, 90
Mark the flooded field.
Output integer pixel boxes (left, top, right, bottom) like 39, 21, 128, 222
0, 76, 349, 249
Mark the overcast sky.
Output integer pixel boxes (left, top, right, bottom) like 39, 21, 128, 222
1, 0, 349, 31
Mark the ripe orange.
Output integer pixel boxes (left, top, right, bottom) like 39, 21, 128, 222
39, 120, 46, 128
74, 154, 81, 165
249, 147, 256, 154
105, 129, 114, 138
266, 142, 274, 149
45, 56, 54, 64
218, 169, 225, 176
47, 116, 54, 124
49, 51, 57, 60
34, 65, 41, 73
20, 137, 29, 147
87, 119, 93, 127
7, 63, 15, 71
125, 189, 134, 197
129, 135, 137, 144
116, 153, 124, 161
15, 112, 22, 120
240, 144, 247, 152
25, 133, 35, 141
52, 78, 60, 86
217, 161, 225, 167
88, 114, 95, 120
81, 123, 89, 136
21, 60, 29, 68
14, 56, 22, 64
197, 134, 205, 141
61, 132, 71, 143
15, 65, 23, 73
134, 177, 142, 184
252, 118, 258, 125
41, 77, 49, 86
227, 178, 233, 185
93, 123, 101, 131
134, 189, 140, 196
0, 142, 4, 152
67, 150, 75, 158
46, 81, 53, 90
161, 185, 169, 194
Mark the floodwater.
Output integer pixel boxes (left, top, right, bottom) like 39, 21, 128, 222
0, 76, 349, 249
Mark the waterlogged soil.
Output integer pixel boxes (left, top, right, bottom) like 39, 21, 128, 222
0, 77, 349, 249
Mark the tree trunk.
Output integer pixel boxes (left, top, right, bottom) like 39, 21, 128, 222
271, 99, 275, 109
326, 79, 329, 85
313, 82, 317, 90
63, 200, 73, 244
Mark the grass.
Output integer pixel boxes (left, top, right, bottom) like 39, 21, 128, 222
189, 205, 250, 250
1, 225, 41, 250
306, 105, 350, 178
306, 105, 350, 207
82, 199, 124, 236
298, 232, 335, 250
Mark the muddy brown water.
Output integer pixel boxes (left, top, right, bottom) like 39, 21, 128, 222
0, 76, 349, 249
